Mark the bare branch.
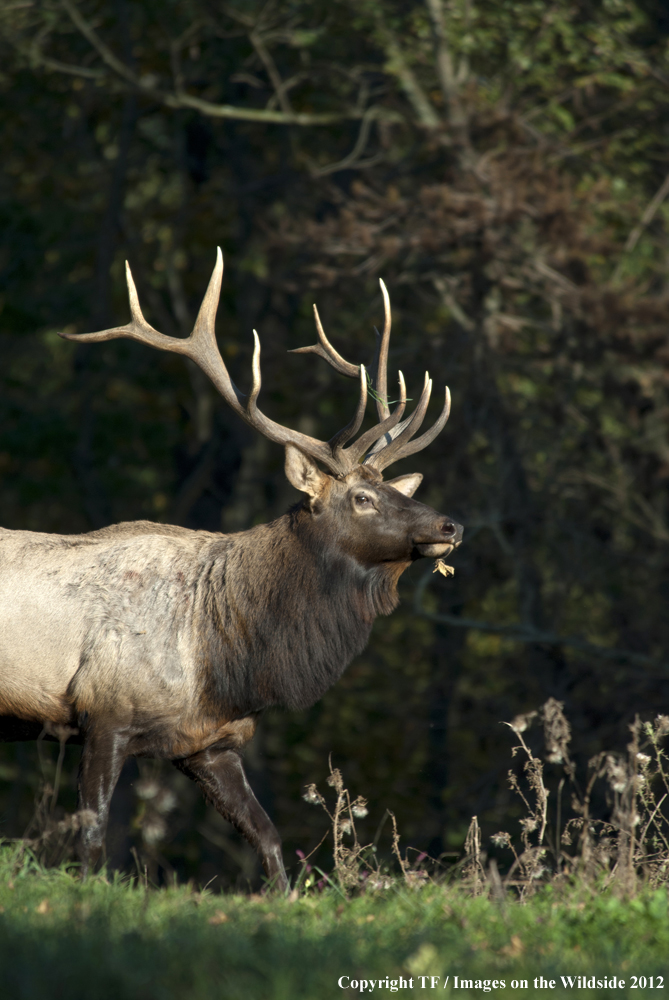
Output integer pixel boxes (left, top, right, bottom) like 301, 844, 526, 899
164, 92, 364, 125
55, 0, 398, 127
250, 29, 293, 116
424, 0, 456, 107
519, 87, 578, 124
432, 275, 474, 330
4, 10, 104, 80
60, 0, 137, 87
562, 470, 669, 545
27, 52, 104, 79
374, 15, 440, 130
425, 0, 471, 146
219, 3, 255, 29
414, 570, 669, 675
622, 171, 669, 254
309, 107, 382, 177
169, 22, 204, 96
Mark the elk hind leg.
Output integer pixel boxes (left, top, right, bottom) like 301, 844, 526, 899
77, 723, 130, 878
174, 747, 287, 891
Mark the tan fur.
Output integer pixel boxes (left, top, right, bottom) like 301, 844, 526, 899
166, 715, 259, 759
0, 522, 242, 755
0, 471, 460, 763
0, 690, 73, 725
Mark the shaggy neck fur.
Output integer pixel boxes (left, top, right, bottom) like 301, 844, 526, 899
199, 506, 408, 715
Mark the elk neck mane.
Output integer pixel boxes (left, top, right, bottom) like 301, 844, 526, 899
199, 503, 409, 715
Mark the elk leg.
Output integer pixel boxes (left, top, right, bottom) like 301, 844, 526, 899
174, 747, 287, 891
77, 724, 130, 878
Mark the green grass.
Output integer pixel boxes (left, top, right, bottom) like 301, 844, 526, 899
0, 845, 666, 999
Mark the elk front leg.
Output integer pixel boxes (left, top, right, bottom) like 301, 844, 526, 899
77, 724, 130, 878
175, 747, 287, 891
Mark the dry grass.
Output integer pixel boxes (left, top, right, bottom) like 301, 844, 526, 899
301, 700, 669, 899
487, 699, 669, 897
12, 699, 669, 900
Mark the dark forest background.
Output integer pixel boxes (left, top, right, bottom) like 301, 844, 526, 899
0, 0, 668, 890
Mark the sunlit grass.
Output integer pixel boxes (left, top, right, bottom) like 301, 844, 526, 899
0, 844, 667, 1000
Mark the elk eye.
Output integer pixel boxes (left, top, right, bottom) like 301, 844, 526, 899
355, 494, 371, 506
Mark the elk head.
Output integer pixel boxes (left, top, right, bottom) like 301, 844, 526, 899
284, 447, 461, 565
60, 248, 461, 557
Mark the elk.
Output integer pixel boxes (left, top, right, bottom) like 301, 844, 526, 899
0, 250, 462, 889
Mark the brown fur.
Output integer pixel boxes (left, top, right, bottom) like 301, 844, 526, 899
0, 460, 462, 887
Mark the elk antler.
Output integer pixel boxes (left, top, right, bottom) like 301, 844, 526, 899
291, 277, 451, 472
59, 249, 414, 478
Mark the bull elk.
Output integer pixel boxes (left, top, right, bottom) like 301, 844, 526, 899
0, 250, 462, 889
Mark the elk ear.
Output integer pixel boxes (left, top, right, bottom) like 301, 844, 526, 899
385, 472, 423, 498
284, 444, 329, 497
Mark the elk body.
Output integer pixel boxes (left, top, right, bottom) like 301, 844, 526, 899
0, 251, 462, 889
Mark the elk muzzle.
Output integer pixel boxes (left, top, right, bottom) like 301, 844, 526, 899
414, 518, 463, 558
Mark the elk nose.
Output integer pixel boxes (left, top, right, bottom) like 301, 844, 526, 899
440, 520, 463, 544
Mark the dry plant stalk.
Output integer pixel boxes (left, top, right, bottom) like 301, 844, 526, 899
494, 699, 669, 897
390, 811, 409, 881
302, 757, 372, 891
302, 759, 431, 893
16, 729, 96, 868
500, 710, 549, 893
301, 703, 669, 901
20, 781, 97, 869
463, 815, 485, 894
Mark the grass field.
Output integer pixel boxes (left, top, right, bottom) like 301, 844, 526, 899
0, 844, 666, 1000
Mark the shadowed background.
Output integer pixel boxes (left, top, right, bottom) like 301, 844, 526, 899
0, 0, 668, 889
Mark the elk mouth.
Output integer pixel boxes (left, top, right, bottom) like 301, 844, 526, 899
414, 542, 455, 558
413, 518, 463, 558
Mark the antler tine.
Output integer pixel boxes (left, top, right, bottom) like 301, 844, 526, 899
364, 371, 430, 465
365, 373, 432, 469
329, 365, 368, 454
247, 331, 262, 416
60, 249, 447, 480
60, 249, 357, 476
61, 260, 187, 350
187, 249, 245, 408
371, 386, 452, 472
60, 249, 248, 415
368, 278, 391, 421
364, 413, 413, 459
292, 282, 393, 417
126, 260, 149, 329
344, 371, 407, 464
288, 305, 359, 379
